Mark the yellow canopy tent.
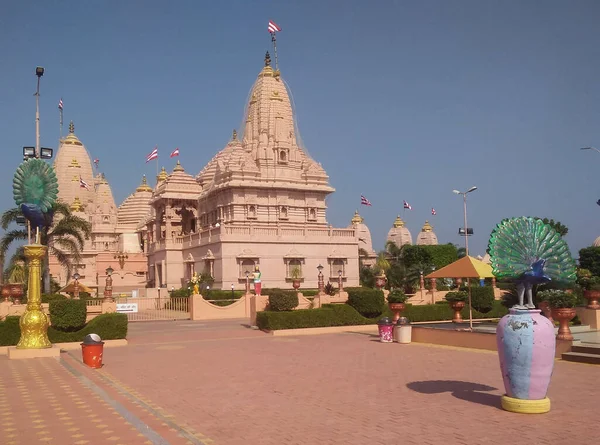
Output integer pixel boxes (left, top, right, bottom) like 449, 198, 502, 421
59, 281, 94, 295
425, 256, 496, 330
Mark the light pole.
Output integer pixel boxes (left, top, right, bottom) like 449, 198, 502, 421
453, 186, 477, 256
245, 270, 250, 295
73, 272, 80, 300
104, 266, 114, 303
317, 264, 324, 294
231, 283, 234, 300
34, 67, 44, 159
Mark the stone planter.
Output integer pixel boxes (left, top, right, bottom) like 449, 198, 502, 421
388, 302, 406, 322
583, 290, 600, 310
1, 285, 10, 302
538, 301, 553, 323
551, 307, 576, 341
8, 283, 24, 305
450, 301, 465, 323
496, 309, 554, 413
292, 280, 301, 290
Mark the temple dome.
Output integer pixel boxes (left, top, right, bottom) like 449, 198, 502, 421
155, 161, 201, 199
117, 175, 153, 230
348, 210, 376, 255
594, 236, 600, 247
415, 220, 438, 245
53, 121, 96, 212
386, 215, 412, 247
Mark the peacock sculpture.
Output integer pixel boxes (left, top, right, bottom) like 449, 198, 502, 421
488, 217, 576, 309
13, 158, 59, 237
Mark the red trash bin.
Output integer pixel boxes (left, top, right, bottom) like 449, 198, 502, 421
81, 334, 104, 368
377, 317, 394, 343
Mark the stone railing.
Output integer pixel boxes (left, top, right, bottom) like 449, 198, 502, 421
0, 299, 117, 324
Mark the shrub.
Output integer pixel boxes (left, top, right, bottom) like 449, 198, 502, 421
469, 286, 495, 313
444, 291, 468, 303
0, 313, 128, 346
268, 289, 299, 311
387, 289, 408, 304
49, 299, 87, 332
323, 282, 336, 296
544, 290, 577, 309
41, 294, 68, 304
347, 287, 385, 318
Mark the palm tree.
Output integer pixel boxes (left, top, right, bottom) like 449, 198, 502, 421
1, 202, 91, 293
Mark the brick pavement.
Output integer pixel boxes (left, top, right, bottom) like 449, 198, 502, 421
98, 321, 599, 445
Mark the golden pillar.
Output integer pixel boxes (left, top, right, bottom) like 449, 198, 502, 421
16, 244, 51, 349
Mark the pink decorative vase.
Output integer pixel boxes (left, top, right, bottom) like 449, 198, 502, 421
496, 309, 555, 400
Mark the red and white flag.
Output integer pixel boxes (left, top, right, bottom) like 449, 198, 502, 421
146, 147, 158, 163
431, 208, 437, 216
58, 98, 63, 110
268, 20, 281, 33
93, 158, 99, 168
79, 176, 90, 191
360, 195, 372, 206
170, 148, 180, 158
403, 200, 412, 210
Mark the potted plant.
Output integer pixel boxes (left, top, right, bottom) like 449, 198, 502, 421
6, 264, 26, 305
374, 253, 390, 289
387, 289, 409, 322
546, 290, 578, 341
536, 290, 554, 323
290, 266, 302, 290
582, 274, 600, 310
444, 291, 468, 323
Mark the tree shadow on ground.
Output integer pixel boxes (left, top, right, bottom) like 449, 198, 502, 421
407, 380, 502, 410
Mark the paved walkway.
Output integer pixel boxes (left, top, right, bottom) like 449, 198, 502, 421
1, 320, 598, 444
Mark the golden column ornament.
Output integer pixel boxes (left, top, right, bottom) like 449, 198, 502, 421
16, 244, 51, 349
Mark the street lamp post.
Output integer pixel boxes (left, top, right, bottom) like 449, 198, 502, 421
453, 186, 477, 256
231, 283, 234, 300
73, 272, 80, 300
317, 264, 324, 294
104, 266, 114, 303
338, 269, 343, 292
245, 271, 250, 295
34, 66, 44, 159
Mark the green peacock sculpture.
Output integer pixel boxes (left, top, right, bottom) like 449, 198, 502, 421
13, 158, 59, 238
488, 217, 576, 309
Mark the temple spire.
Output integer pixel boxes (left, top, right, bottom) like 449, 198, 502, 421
69, 121, 75, 134
264, 51, 271, 67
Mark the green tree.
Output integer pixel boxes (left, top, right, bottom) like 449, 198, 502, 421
535, 218, 568, 237
1, 202, 92, 293
579, 247, 600, 277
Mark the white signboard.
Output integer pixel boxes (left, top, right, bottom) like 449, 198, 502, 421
116, 303, 138, 313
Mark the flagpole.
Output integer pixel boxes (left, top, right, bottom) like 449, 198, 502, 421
271, 32, 279, 71
59, 106, 63, 139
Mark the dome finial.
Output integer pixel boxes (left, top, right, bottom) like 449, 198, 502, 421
136, 174, 152, 192
69, 121, 75, 134
351, 210, 364, 225
393, 215, 405, 228
265, 51, 271, 67
173, 160, 184, 172
157, 167, 168, 183
421, 220, 433, 232
232, 129, 237, 140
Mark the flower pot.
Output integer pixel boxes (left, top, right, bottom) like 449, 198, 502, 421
375, 276, 387, 289
583, 290, 600, 310
496, 309, 555, 405
551, 307, 576, 341
9, 283, 24, 305
450, 301, 465, 323
388, 302, 406, 322
1, 285, 10, 302
538, 301, 553, 323
292, 280, 301, 290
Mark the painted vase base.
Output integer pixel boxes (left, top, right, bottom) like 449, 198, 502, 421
501, 395, 550, 414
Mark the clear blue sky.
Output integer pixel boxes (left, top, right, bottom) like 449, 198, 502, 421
1, 0, 599, 259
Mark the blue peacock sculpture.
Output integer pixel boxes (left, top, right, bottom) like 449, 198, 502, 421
13, 158, 59, 239
488, 217, 576, 309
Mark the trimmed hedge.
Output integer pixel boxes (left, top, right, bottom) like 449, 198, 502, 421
346, 287, 385, 318
257, 301, 509, 330
469, 286, 495, 314
268, 289, 299, 311
49, 299, 87, 332
0, 313, 128, 346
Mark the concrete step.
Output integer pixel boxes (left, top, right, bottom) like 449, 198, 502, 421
562, 351, 600, 365
571, 343, 600, 355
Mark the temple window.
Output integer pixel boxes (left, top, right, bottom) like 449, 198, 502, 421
280, 206, 288, 219
286, 258, 303, 278
308, 208, 317, 221
329, 259, 345, 278
248, 205, 257, 219
239, 259, 257, 278
279, 150, 287, 164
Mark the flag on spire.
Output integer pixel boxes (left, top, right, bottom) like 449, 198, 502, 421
403, 200, 412, 210
431, 208, 437, 216
360, 195, 372, 206
58, 98, 63, 110
170, 148, 180, 158
79, 176, 90, 191
146, 147, 158, 163
268, 20, 281, 33
93, 158, 99, 168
